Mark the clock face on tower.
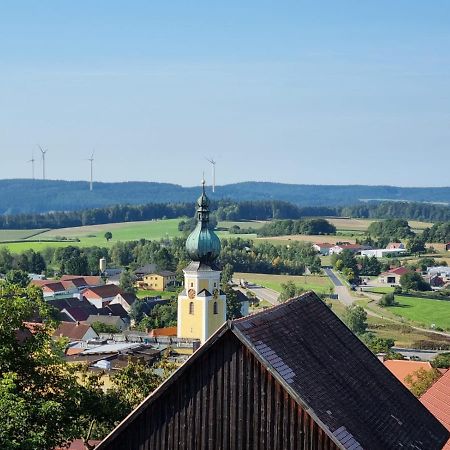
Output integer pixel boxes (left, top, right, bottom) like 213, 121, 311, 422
188, 288, 196, 299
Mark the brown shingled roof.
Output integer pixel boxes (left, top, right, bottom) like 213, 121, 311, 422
96, 292, 449, 450
53, 322, 96, 340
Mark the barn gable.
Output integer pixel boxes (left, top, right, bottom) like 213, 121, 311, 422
97, 292, 449, 450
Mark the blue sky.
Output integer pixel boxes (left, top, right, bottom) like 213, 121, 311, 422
1, 1, 449, 186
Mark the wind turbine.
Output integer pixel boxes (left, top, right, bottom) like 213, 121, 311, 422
38, 145, 47, 180
28, 152, 35, 179
88, 150, 95, 191
205, 157, 216, 193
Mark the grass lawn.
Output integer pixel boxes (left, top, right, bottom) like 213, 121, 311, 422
136, 289, 175, 300
234, 272, 333, 294
364, 287, 395, 294
387, 295, 450, 330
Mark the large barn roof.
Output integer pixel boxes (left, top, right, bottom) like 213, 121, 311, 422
97, 292, 448, 450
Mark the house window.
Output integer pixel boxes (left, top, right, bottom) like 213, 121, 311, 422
213, 282, 217, 287
190, 282, 193, 287
189, 302, 194, 314
213, 302, 218, 314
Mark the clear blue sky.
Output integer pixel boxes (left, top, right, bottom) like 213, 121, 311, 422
1, 1, 449, 187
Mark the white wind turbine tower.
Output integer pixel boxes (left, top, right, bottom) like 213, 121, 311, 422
88, 150, 95, 191
28, 152, 36, 179
206, 157, 216, 193
38, 145, 47, 180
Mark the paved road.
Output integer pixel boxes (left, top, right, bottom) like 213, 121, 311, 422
323, 268, 343, 286
233, 279, 280, 306
247, 285, 280, 306
323, 268, 355, 306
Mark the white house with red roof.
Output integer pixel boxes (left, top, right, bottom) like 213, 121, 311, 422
312, 242, 333, 255
82, 284, 124, 309
329, 243, 371, 255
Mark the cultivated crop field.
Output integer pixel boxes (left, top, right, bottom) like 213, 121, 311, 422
234, 272, 333, 294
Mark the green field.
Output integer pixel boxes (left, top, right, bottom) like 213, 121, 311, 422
0, 219, 184, 252
234, 272, 333, 294
0, 229, 49, 242
387, 295, 450, 330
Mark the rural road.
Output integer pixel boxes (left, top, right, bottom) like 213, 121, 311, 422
323, 267, 355, 306
247, 285, 280, 306
233, 278, 280, 306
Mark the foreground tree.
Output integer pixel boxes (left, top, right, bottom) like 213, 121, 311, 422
0, 284, 80, 450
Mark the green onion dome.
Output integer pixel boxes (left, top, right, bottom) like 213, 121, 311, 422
185, 183, 221, 264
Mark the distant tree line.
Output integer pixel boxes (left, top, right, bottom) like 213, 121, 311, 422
2, 198, 450, 232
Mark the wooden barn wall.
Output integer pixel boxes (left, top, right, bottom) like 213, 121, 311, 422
103, 332, 339, 450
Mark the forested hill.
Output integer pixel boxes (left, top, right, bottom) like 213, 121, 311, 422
1, 179, 450, 214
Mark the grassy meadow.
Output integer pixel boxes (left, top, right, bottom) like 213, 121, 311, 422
234, 272, 333, 294
387, 295, 450, 330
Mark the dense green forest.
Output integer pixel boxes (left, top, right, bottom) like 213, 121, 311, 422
0, 179, 450, 214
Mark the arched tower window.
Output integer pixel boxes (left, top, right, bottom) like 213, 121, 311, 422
213, 301, 218, 314
189, 302, 194, 315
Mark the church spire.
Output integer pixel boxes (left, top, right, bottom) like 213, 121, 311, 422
185, 180, 221, 265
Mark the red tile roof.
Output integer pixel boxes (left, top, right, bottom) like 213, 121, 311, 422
82, 284, 123, 299
314, 242, 333, 248
381, 266, 410, 276
61, 275, 103, 286
383, 360, 433, 388
148, 326, 177, 337
421, 369, 450, 449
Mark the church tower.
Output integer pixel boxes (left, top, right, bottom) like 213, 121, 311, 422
177, 181, 226, 344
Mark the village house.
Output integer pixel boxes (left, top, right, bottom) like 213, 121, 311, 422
312, 242, 333, 255
446, 242, 450, 252
141, 270, 177, 290
329, 243, 371, 255
387, 242, 405, 250
85, 314, 128, 331
95, 293, 448, 450
82, 284, 124, 309
134, 263, 157, 280
53, 321, 98, 342
378, 266, 410, 285
109, 292, 137, 312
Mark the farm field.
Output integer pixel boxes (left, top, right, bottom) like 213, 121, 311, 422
0, 229, 48, 242
0, 219, 184, 252
234, 272, 333, 294
387, 295, 450, 331
256, 234, 357, 245
218, 220, 267, 229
